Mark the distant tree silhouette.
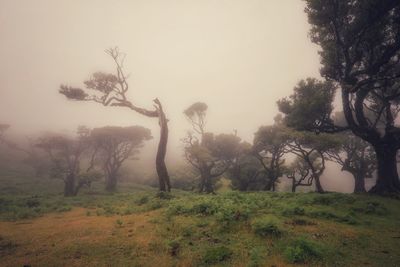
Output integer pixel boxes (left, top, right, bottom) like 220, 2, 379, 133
287, 154, 322, 192
253, 119, 290, 191
89, 126, 152, 191
284, 130, 341, 193
36, 127, 101, 196
227, 141, 267, 191
183, 102, 242, 193
327, 133, 376, 193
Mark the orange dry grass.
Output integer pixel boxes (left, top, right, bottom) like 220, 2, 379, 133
0, 208, 175, 267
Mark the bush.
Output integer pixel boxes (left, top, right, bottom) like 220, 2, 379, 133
192, 201, 216, 215
252, 217, 283, 237
202, 246, 232, 264
282, 206, 305, 216
284, 237, 322, 263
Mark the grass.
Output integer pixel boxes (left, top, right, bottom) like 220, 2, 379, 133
0, 168, 400, 266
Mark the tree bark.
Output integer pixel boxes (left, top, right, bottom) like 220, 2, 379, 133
369, 145, 400, 194
291, 180, 296, 193
353, 172, 366, 193
271, 178, 276, 192
105, 172, 117, 192
154, 99, 171, 192
64, 174, 76, 197
199, 169, 214, 194
204, 176, 214, 194
314, 175, 324, 193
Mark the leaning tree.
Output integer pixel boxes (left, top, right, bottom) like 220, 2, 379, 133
59, 48, 171, 192
301, 0, 400, 193
89, 126, 152, 191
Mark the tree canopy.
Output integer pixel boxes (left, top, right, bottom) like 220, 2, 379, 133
90, 126, 152, 191
305, 0, 400, 193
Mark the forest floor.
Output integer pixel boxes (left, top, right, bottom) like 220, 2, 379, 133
1, 182, 400, 267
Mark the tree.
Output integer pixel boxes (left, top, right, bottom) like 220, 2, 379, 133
184, 102, 208, 136
227, 141, 266, 191
253, 123, 290, 191
59, 48, 171, 192
89, 126, 152, 191
284, 130, 340, 193
327, 133, 376, 193
287, 154, 323, 192
183, 132, 242, 193
183, 102, 241, 193
302, 0, 400, 193
277, 78, 340, 133
36, 127, 98, 196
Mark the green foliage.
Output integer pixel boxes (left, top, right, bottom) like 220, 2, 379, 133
252, 217, 283, 237
281, 206, 305, 216
247, 247, 265, 267
351, 201, 387, 215
134, 195, 149, 205
277, 78, 337, 132
283, 237, 322, 264
311, 193, 356, 205
202, 246, 232, 265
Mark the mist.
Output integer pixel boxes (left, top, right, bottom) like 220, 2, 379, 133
1, 0, 347, 188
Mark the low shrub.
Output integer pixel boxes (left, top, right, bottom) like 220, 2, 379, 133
202, 246, 232, 265
283, 237, 322, 264
252, 217, 283, 237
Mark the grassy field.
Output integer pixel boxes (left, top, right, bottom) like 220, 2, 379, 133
1, 160, 400, 266
1, 185, 400, 266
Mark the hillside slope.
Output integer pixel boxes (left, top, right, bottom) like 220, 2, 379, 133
0, 189, 399, 266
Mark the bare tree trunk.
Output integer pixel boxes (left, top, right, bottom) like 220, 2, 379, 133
353, 172, 366, 193
291, 180, 296, 193
64, 174, 76, 197
105, 172, 117, 192
204, 175, 214, 194
314, 175, 324, 193
154, 99, 171, 192
271, 178, 276, 192
369, 145, 400, 194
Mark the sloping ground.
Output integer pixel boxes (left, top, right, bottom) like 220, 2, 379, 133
0, 191, 399, 266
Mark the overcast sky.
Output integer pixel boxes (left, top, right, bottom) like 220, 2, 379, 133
0, 0, 361, 192
0, 0, 322, 141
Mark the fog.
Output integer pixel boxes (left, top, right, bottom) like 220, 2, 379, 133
0, 0, 357, 191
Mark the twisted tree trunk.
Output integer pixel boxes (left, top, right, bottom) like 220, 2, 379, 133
369, 145, 400, 194
154, 99, 171, 192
